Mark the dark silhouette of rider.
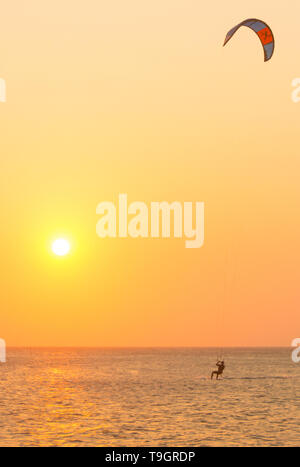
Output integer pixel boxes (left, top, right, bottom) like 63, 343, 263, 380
211, 360, 225, 380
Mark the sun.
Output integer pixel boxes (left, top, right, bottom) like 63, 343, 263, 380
51, 238, 71, 257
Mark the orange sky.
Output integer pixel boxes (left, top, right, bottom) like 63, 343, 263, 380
1, 0, 300, 346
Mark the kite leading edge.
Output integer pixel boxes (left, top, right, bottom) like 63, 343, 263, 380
223, 19, 275, 62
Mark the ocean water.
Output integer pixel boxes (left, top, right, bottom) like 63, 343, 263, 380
0, 348, 299, 447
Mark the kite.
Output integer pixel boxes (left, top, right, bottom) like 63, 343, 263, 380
223, 19, 275, 62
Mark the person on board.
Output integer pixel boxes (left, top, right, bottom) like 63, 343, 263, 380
211, 360, 225, 380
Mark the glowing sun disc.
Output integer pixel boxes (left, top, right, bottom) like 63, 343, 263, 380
52, 239, 71, 256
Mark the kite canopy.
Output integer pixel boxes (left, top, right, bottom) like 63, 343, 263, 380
223, 19, 275, 62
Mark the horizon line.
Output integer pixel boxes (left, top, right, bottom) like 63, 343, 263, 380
5, 345, 291, 349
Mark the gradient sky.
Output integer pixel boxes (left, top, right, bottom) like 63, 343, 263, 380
1, 0, 300, 346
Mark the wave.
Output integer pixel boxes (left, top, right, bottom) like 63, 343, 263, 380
222, 376, 291, 380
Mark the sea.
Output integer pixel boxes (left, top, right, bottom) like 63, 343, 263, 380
0, 348, 299, 447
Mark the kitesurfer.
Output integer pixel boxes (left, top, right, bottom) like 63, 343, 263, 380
211, 360, 225, 380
